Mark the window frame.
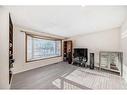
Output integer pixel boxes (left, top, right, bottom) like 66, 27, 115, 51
25, 33, 62, 63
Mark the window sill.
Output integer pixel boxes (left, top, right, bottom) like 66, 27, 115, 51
26, 55, 62, 63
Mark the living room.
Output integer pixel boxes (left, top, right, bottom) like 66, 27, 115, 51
0, 5, 127, 91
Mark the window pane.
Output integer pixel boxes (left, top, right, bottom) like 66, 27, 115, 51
27, 35, 61, 61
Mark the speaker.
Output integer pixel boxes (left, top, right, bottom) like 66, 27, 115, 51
90, 53, 94, 69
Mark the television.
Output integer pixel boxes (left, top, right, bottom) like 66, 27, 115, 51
74, 48, 88, 61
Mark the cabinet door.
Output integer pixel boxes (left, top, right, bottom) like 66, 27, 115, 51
100, 52, 110, 69
110, 53, 119, 71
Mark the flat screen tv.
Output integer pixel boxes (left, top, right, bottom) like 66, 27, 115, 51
74, 48, 88, 61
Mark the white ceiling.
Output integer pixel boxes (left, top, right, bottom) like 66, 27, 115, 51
6, 6, 127, 37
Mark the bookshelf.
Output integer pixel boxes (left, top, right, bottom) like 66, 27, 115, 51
63, 41, 72, 62
9, 14, 14, 84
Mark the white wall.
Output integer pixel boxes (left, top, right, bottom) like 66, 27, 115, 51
13, 26, 64, 74
121, 18, 127, 82
69, 28, 121, 66
0, 8, 9, 89
69, 27, 121, 51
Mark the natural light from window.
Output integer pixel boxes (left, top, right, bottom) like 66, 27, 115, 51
26, 35, 61, 62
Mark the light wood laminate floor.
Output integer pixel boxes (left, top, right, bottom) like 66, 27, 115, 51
11, 62, 127, 89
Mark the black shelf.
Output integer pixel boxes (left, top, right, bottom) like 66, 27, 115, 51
9, 13, 14, 84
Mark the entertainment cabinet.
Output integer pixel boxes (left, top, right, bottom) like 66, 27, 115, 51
99, 51, 123, 76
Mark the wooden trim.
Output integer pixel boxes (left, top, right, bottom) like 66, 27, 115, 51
25, 32, 27, 63
26, 56, 62, 63
25, 33, 62, 63
27, 34, 61, 41
21, 30, 63, 40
